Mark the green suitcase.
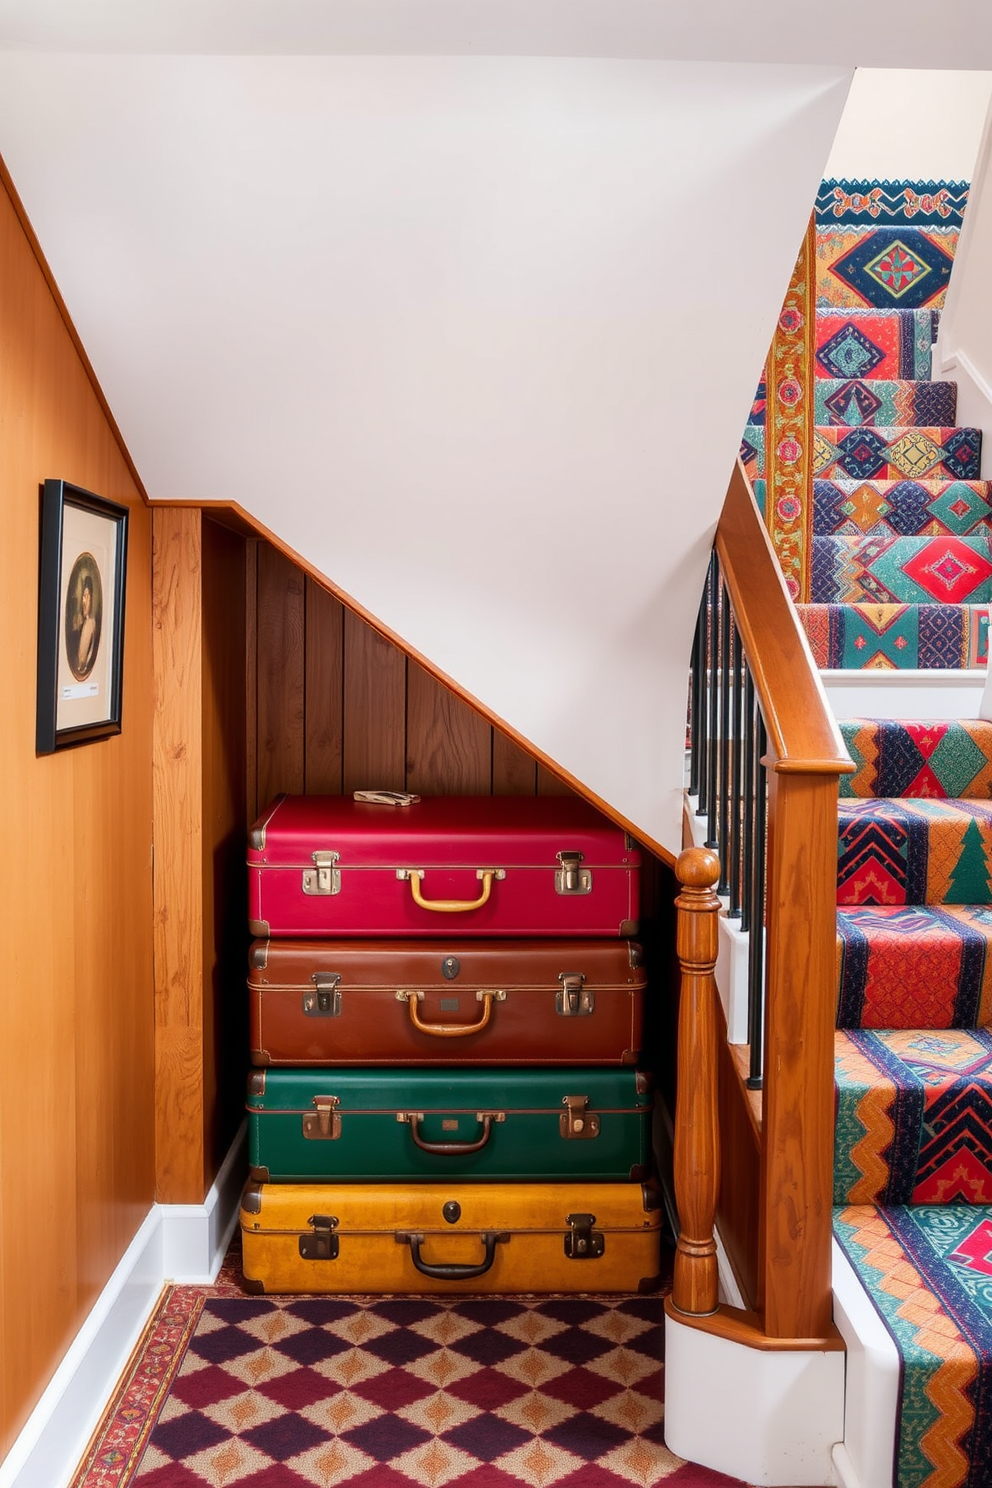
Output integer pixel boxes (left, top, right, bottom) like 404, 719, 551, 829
246, 1066, 652, 1183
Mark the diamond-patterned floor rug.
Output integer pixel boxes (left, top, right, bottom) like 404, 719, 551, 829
68, 1241, 750, 1488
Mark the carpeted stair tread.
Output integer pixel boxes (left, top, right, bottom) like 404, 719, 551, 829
811, 533, 992, 607
834, 1201, 992, 1488
816, 224, 958, 311
815, 308, 938, 381
837, 905, 992, 1029
813, 478, 991, 537
799, 602, 988, 670
813, 426, 981, 483
815, 378, 957, 428
835, 1028, 992, 1204
837, 798, 992, 906
840, 719, 992, 799
816, 179, 969, 229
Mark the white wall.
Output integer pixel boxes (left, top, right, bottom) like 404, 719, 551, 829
0, 54, 851, 854
826, 69, 992, 180
935, 92, 992, 472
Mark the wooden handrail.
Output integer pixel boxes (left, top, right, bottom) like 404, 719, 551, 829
676, 460, 852, 1343
715, 463, 850, 776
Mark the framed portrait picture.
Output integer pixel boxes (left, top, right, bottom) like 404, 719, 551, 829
36, 479, 129, 754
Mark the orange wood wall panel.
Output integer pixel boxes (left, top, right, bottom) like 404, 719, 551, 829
0, 176, 154, 1454
152, 508, 205, 1204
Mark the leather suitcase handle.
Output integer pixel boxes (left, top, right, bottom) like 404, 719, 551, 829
402, 868, 498, 913
402, 1111, 500, 1154
397, 988, 504, 1037
396, 1230, 510, 1280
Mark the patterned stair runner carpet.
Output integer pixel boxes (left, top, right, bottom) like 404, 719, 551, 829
839, 720, 992, 800
815, 309, 937, 382
67, 1242, 749, 1488
816, 225, 958, 310
836, 906, 992, 1029
812, 427, 981, 483
834, 1204, 992, 1488
836, 798, 992, 906
814, 379, 957, 428
835, 1029, 992, 1204
812, 480, 992, 539
810, 534, 992, 607
797, 603, 989, 671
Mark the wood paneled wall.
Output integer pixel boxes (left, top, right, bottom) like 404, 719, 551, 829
0, 175, 154, 1453
152, 511, 248, 1204
248, 541, 572, 822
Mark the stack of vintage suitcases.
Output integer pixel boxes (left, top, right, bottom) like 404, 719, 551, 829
239, 790, 663, 1294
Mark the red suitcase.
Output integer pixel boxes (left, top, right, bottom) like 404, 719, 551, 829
247, 794, 640, 939
248, 937, 646, 1065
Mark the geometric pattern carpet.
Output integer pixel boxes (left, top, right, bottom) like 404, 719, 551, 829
834, 1204, 992, 1488
812, 480, 992, 539
797, 602, 990, 671
834, 1028, 992, 1205
836, 798, 992, 906
836, 905, 992, 1031
67, 1242, 750, 1488
839, 719, 992, 800
810, 534, 992, 606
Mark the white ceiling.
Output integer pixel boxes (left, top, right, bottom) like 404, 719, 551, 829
1, 4, 987, 850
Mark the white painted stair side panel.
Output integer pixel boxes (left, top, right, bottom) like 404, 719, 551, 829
664, 1313, 844, 1486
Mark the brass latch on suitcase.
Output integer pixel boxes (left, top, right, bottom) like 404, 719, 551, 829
304, 973, 342, 1017
556, 851, 592, 895
303, 1096, 342, 1140
302, 850, 340, 896
564, 1213, 605, 1259
560, 1095, 600, 1140
300, 1214, 339, 1261
556, 972, 595, 1017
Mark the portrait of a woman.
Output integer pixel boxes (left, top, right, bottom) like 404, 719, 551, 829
65, 553, 103, 682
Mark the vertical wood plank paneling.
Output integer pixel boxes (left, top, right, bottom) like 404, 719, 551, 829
305, 579, 344, 795
406, 660, 492, 795
342, 611, 407, 793
0, 173, 153, 1452
200, 518, 248, 1180
493, 729, 537, 794
245, 540, 258, 825
537, 762, 575, 796
152, 508, 205, 1204
256, 543, 305, 811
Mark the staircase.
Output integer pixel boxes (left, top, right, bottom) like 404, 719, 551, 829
761, 183, 992, 1488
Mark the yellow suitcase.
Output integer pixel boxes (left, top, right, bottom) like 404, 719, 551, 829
240, 1179, 664, 1295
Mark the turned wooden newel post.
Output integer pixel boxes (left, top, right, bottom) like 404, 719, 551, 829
672, 845, 721, 1316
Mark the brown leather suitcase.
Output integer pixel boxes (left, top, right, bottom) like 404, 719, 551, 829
240, 1179, 664, 1294
248, 937, 645, 1066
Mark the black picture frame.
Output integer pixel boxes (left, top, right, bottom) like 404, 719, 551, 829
36, 479, 129, 754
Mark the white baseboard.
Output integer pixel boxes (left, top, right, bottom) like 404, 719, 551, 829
0, 1123, 247, 1488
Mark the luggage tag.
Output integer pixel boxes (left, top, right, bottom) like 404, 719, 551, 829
353, 790, 421, 806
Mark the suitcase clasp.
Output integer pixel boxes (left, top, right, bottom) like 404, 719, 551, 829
556, 851, 592, 895
300, 1214, 339, 1261
304, 973, 342, 1017
303, 1095, 342, 1140
560, 1095, 600, 1140
302, 850, 340, 896
564, 1212, 605, 1260
556, 972, 595, 1017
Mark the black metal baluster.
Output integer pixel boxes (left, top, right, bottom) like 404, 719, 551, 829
718, 579, 732, 893
741, 668, 755, 933
689, 585, 707, 798
728, 621, 744, 917
696, 555, 715, 819
747, 708, 768, 1090
706, 557, 720, 850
